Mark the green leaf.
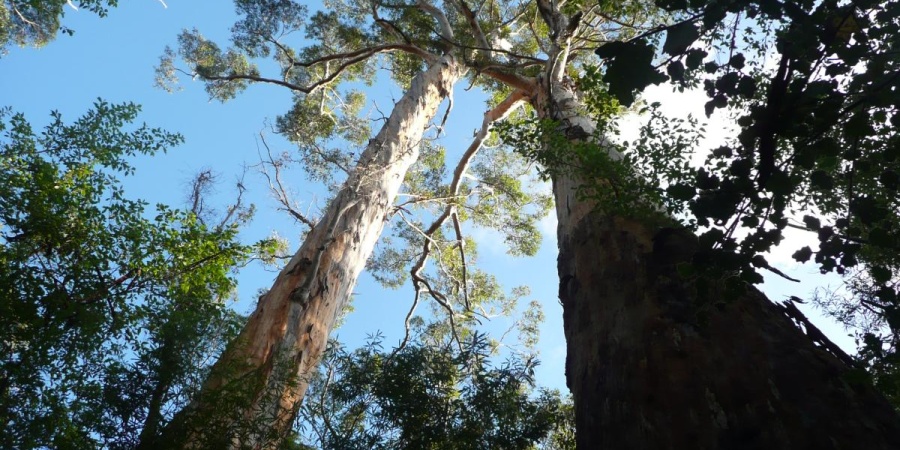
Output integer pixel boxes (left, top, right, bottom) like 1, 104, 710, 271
741, 268, 764, 284
654, 0, 688, 11
737, 76, 757, 99
766, 169, 792, 195
601, 40, 668, 106
666, 183, 696, 201
880, 169, 899, 191
868, 228, 893, 248
809, 170, 834, 190
666, 60, 685, 82
594, 41, 628, 59
851, 196, 885, 226
663, 21, 700, 56
871, 266, 892, 284
751, 254, 769, 268
802, 215, 821, 230
792, 246, 813, 262
676, 262, 696, 278
684, 49, 707, 71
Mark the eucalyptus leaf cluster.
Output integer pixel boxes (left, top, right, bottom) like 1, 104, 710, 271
291, 332, 574, 450
0, 0, 118, 55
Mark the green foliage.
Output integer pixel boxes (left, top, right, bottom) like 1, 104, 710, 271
368, 131, 552, 323
275, 89, 370, 190
0, 0, 117, 55
0, 102, 263, 448
468, 146, 553, 257
595, 40, 668, 105
496, 107, 698, 223
576, 64, 624, 118
292, 333, 574, 450
157, 1, 383, 193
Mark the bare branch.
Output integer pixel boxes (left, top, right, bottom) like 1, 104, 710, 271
293, 43, 434, 69
437, 85, 454, 136
201, 73, 313, 93
392, 289, 421, 357
499, 4, 530, 30
375, 18, 413, 44
394, 193, 469, 209
403, 90, 527, 335
371, 2, 415, 45
414, 273, 465, 352
255, 132, 317, 230
438, 35, 547, 64
202, 44, 435, 95
451, 211, 469, 310
216, 169, 249, 230
528, 11, 549, 54
188, 169, 213, 219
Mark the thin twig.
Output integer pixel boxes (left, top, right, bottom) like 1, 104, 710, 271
255, 132, 317, 230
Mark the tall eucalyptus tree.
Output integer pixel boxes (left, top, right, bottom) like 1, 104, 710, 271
152, 0, 642, 447
326, 0, 900, 447
152, 1, 474, 447
506, 0, 900, 448
155, 0, 900, 447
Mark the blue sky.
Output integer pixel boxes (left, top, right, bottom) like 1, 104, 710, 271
0, 0, 855, 394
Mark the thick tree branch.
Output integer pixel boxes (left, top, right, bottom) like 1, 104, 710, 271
453, 0, 491, 55
371, 2, 416, 46
417, 0, 455, 45
292, 43, 435, 69
480, 67, 537, 92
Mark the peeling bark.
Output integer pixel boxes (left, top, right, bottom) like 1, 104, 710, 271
543, 81, 900, 449
156, 55, 464, 450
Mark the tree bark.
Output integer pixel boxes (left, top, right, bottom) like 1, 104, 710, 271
155, 55, 464, 450
544, 81, 900, 449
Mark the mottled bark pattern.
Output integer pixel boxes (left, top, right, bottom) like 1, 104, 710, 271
159, 56, 464, 449
555, 175, 900, 449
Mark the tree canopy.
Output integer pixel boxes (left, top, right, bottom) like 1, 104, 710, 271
0, 101, 273, 448
4, 0, 900, 447
0, 0, 118, 54
291, 331, 573, 449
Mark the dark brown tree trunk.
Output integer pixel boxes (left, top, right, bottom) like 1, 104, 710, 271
552, 126, 900, 450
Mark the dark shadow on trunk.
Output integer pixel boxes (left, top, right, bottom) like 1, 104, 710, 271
557, 209, 900, 449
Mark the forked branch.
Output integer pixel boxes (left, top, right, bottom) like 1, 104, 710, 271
399, 90, 527, 348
